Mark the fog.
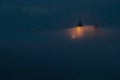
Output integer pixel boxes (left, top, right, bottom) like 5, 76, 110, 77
0, 26, 120, 80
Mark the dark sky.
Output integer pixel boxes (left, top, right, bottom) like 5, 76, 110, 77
0, 0, 120, 32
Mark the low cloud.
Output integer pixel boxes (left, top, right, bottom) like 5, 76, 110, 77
0, 6, 63, 15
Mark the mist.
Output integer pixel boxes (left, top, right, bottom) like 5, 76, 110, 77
0, 25, 120, 80
0, 0, 120, 80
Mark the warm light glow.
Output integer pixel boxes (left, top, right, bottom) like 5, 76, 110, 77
65, 26, 101, 39
70, 27, 84, 39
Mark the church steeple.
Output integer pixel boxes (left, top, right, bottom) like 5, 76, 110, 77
77, 20, 83, 26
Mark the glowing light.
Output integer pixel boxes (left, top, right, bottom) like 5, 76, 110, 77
65, 26, 101, 39
71, 27, 84, 39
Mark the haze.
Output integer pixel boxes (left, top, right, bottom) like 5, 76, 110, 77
0, 0, 120, 80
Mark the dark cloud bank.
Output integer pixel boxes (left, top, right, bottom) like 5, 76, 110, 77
0, 27, 120, 80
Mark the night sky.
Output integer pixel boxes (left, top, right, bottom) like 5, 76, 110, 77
0, 0, 120, 80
